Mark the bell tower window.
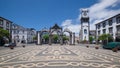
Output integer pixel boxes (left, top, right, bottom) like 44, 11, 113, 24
84, 29, 87, 34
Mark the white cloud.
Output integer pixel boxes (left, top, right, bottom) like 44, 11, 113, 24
89, 0, 120, 30
61, 20, 72, 27
61, 0, 120, 36
61, 19, 81, 36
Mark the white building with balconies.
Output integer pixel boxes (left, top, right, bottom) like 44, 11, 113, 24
95, 13, 120, 42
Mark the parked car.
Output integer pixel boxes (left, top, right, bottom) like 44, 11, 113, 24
4, 43, 10, 47
9, 43, 16, 47
92, 40, 96, 44
4, 43, 16, 47
103, 42, 120, 50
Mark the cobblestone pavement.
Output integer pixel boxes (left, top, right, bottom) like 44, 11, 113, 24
0, 44, 120, 68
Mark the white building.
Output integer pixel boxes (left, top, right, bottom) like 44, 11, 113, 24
12, 23, 36, 44
0, 17, 12, 36
95, 13, 120, 41
0, 17, 12, 43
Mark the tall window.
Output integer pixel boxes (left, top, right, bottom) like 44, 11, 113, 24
116, 17, 120, 24
102, 22, 106, 28
0, 19, 3, 25
17, 30, 19, 34
98, 31, 100, 35
108, 19, 113, 26
97, 24, 100, 29
116, 25, 120, 32
6, 22, 9, 28
22, 36, 24, 40
109, 27, 113, 33
23, 30, 24, 34
84, 29, 87, 34
103, 29, 106, 34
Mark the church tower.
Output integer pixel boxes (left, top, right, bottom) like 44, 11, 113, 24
80, 9, 90, 41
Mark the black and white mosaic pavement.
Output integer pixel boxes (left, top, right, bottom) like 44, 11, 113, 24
0, 44, 120, 68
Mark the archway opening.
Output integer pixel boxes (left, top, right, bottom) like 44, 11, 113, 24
63, 32, 70, 45
51, 30, 61, 44
41, 32, 49, 44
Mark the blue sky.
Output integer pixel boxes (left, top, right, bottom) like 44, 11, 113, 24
0, 0, 96, 29
0, 0, 120, 36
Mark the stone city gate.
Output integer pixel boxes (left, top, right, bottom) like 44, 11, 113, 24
37, 24, 75, 45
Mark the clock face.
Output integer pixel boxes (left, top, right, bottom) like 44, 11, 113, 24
83, 11, 87, 16
81, 9, 89, 17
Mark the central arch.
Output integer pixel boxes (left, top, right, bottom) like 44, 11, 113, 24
49, 24, 63, 45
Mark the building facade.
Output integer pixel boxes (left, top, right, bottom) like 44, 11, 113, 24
80, 9, 90, 41
95, 14, 120, 41
12, 23, 36, 44
0, 17, 12, 40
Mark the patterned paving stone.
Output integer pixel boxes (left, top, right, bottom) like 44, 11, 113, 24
0, 44, 120, 68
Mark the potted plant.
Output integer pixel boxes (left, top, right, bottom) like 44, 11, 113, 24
86, 45, 89, 48
22, 45, 25, 48
9, 46, 14, 49
112, 47, 118, 52
95, 46, 99, 49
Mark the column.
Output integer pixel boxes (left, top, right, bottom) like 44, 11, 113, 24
70, 33, 72, 45
40, 34, 42, 45
49, 34, 52, 45
37, 31, 40, 45
113, 17, 117, 41
60, 33, 63, 45
73, 32, 75, 45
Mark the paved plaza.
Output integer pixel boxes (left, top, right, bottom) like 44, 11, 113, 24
0, 44, 120, 68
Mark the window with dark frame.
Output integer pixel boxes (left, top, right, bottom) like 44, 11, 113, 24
102, 22, 106, 28
108, 19, 113, 26
116, 25, 120, 32
6, 22, 9, 28
103, 29, 106, 34
98, 31, 100, 35
84, 29, 87, 34
0, 19, 3, 25
109, 27, 113, 33
116, 17, 120, 24
97, 24, 100, 29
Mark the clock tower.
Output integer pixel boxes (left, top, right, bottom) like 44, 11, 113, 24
80, 9, 90, 41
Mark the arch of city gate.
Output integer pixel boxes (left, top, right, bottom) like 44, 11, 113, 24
37, 24, 75, 45
39, 29, 49, 45
63, 28, 73, 45
49, 24, 63, 45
